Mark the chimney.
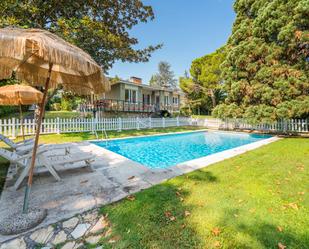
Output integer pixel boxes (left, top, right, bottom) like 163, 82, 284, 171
130, 76, 142, 85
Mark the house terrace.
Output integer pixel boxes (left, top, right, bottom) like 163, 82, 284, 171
81, 77, 183, 114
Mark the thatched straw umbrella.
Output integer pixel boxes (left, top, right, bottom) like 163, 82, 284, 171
0, 84, 43, 140
0, 27, 110, 213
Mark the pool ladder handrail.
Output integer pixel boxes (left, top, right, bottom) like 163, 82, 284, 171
102, 128, 109, 146
93, 119, 108, 146
94, 130, 99, 140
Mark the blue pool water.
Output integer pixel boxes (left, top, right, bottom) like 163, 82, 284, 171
92, 131, 271, 169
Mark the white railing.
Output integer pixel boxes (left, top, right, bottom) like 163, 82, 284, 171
0, 117, 193, 138
192, 118, 309, 133
1, 117, 307, 138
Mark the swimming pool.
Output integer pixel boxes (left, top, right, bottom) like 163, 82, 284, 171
92, 131, 272, 169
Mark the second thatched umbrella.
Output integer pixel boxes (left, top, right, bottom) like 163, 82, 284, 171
0, 27, 110, 213
0, 84, 43, 140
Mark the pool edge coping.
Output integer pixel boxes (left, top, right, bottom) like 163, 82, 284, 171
167, 136, 281, 175
88, 128, 208, 142
89, 132, 281, 178
88, 134, 281, 188
89, 128, 272, 143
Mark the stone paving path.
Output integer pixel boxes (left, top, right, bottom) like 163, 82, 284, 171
0, 208, 110, 249
0, 141, 177, 247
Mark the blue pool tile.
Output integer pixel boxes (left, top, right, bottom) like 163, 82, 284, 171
92, 131, 272, 169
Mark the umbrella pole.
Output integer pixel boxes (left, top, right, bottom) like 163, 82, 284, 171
23, 63, 53, 213
19, 105, 25, 141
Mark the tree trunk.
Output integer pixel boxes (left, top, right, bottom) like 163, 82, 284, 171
209, 89, 216, 108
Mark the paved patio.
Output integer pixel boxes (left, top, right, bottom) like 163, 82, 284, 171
0, 133, 280, 243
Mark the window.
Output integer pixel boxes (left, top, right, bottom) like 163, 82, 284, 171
164, 96, 169, 105
125, 89, 137, 103
125, 89, 130, 102
143, 94, 151, 104
173, 97, 178, 105
132, 90, 137, 103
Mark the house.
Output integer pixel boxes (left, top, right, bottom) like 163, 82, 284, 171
93, 77, 183, 115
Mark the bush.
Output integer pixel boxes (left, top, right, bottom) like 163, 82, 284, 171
276, 98, 309, 119
180, 106, 192, 116
0, 106, 18, 118
51, 103, 61, 111
243, 105, 276, 124
212, 103, 243, 119
160, 110, 171, 118
60, 99, 73, 111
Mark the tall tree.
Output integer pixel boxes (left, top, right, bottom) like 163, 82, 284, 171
179, 47, 226, 115
190, 47, 226, 108
150, 61, 177, 89
179, 74, 205, 115
213, 0, 309, 122
149, 75, 157, 87
0, 0, 162, 71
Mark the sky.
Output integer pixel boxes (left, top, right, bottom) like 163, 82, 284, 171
109, 0, 236, 85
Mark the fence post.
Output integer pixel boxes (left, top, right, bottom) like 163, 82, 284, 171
56, 117, 60, 134
91, 117, 95, 134
176, 116, 179, 126
204, 118, 207, 128
149, 116, 152, 129
136, 117, 140, 130
162, 117, 165, 128
118, 117, 122, 132
12, 118, 16, 139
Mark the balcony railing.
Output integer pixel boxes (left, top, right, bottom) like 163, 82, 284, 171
80, 99, 180, 113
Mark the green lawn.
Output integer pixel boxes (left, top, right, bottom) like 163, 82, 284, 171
97, 138, 309, 249
192, 115, 213, 119
1, 130, 308, 249
14, 126, 203, 145
0, 111, 81, 119
44, 111, 81, 119
0, 126, 203, 193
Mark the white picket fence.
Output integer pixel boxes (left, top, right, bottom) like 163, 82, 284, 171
0, 117, 308, 138
194, 118, 309, 133
0, 117, 193, 138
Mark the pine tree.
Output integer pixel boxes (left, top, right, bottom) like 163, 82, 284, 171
213, 0, 309, 122
150, 61, 177, 89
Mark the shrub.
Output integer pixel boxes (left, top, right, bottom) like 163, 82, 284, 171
60, 99, 73, 111
0, 106, 18, 118
51, 103, 61, 111
212, 103, 243, 119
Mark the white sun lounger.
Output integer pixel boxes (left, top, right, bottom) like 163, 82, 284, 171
0, 134, 34, 155
0, 145, 95, 190
0, 134, 72, 155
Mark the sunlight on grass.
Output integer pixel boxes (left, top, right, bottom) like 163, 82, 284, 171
0, 111, 81, 119
44, 111, 81, 119
191, 115, 213, 119
14, 126, 203, 144
100, 138, 309, 249
1, 129, 308, 248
